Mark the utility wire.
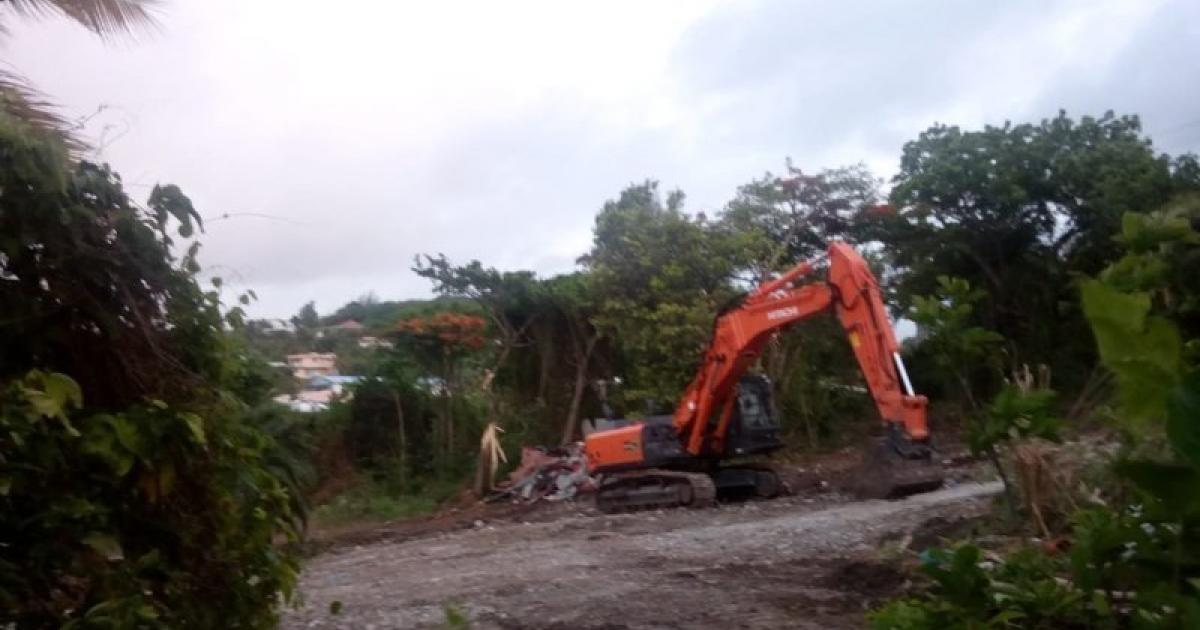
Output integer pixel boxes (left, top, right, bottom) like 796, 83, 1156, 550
201, 212, 309, 227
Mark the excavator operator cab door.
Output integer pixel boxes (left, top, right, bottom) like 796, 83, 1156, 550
724, 375, 784, 457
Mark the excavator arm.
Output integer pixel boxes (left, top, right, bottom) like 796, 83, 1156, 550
826, 242, 928, 440
672, 241, 928, 457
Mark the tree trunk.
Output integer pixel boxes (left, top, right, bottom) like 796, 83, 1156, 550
535, 323, 554, 406
472, 443, 489, 497
562, 332, 600, 444
445, 394, 454, 458
482, 314, 535, 395
987, 446, 1018, 519
800, 382, 819, 450
443, 354, 455, 462
392, 389, 407, 485
763, 337, 788, 382
956, 371, 981, 414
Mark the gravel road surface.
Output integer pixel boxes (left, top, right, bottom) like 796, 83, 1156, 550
284, 481, 1002, 630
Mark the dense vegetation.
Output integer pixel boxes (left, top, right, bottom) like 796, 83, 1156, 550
0, 112, 305, 627
871, 198, 1200, 628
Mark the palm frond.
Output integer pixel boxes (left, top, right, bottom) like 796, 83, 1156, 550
7, 0, 159, 39
0, 69, 88, 152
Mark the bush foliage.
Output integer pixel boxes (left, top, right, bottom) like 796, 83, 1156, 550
0, 114, 303, 628
872, 202, 1200, 629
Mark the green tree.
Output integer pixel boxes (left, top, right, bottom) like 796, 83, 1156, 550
1099, 195, 1200, 347
391, 312, 488, 465
542, 273, 604, 443
907, 276, 1033, 506
722, 162, 880, 277
584, 181, 745, 407
292, 300, 320, 329
290, 300, 320, 347
871, 202, 1200, 629
322, 292, 378, 326
344, 348, 439, 484
0, 116, 302, 627
871, 112, 1200, 391
413, 255, 538, 391
908, 276, 1006, 411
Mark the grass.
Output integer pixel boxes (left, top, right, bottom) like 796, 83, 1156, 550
442, 603, 470, 629
311, 474, 464, 527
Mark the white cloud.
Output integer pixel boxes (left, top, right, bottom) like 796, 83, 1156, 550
4, 0, 1196, 317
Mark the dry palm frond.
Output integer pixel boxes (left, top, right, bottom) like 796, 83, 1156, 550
5, 0, 159, 39
0, 68, 88, 151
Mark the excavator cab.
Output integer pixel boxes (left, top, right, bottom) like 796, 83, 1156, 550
721, 374, 784, 457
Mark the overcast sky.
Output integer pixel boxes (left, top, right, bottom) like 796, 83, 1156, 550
7, 0, 1199, 318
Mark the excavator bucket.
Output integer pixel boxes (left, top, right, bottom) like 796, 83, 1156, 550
852, 428, 944, 499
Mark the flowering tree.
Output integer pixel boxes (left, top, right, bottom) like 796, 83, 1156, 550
393, 312, 489, 460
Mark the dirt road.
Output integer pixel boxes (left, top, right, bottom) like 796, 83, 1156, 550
283, 481, 1001, 630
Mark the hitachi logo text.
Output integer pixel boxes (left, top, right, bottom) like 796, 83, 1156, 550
766, 306, 800, 320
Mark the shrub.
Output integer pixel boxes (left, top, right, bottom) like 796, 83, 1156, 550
871, 204, 1200, 629
0, 115, 303, 627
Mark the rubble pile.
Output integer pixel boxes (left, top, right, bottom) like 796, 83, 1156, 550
489, 443, 598, 503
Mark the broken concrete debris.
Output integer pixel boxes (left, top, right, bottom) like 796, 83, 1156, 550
488, 443, 598, 503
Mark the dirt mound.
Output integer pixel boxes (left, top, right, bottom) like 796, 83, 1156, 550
822, 559, 907, 597
907, 514, 987, 550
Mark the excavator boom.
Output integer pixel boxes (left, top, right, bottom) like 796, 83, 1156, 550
672, 242, 928, 455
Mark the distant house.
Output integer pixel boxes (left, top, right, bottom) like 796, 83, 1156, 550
328, 319, 365, 335
255, 318, 295, 335
286, 352, 337, 379
305, 374, 363, 396
273, 374, 363, 413
272, 393, 329, 413
357, 335, 393, 349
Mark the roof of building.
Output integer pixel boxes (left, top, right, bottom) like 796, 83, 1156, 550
306, 375, 364, 388
286, 352, 337, 364
296, 389, 336, 403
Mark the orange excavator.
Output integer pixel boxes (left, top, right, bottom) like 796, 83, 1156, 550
584, 241, 943, 512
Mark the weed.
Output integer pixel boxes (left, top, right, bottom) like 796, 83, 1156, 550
442, 603, 470, 629
312, 478, 440, 526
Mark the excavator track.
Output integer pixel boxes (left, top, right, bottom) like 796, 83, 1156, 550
713, 463, 788, 500
595, 469, 717, 513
